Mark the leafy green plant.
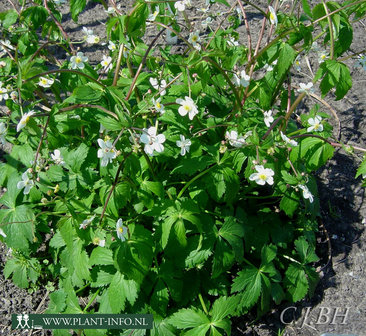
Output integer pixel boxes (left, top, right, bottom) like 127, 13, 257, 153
1, 0, 366, 335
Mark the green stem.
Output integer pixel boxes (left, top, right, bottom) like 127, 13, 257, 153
83, 288, 101, 313
203, 57, 241, 112
322, 1, 334, 60
177, 164, 217, 199
198, 293, 209, 315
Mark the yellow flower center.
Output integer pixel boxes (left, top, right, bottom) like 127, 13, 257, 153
75, 57, 82, 64
41, 79, 48, 85
270, 13, 275, 21
118, 227, 124, 233
156, 102, 161, 109
314, 123, 320, 130
184, 104, 191, 112
192, 35, 198, 42
259, 174, 267, 180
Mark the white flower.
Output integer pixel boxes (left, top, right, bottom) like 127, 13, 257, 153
97, 138, 117, 166
310, 42, 322, 53
188, 31, 201, 50
176, 96, 199, 120
297, 82, 313, 94
298, 184, 314, 203
79, 215, 96, 229
51, 149, 65, 165
152, 97, 165, 114
0, 40, 13, 56
166, 30, 178, 45
70, 52, 88, 70
175, 0, 191, 11
0, 228, 6, 238
198, 7, 210, 14
140, 127, 166, 156
233, 70, 250, 88
268, 6, 278, 26
122, 43, 131, 58
0, 122, 7, 145
249, 165, 275, 186
280, 132, 298, 146
105, 7, 115, 14
225, 130, 246, 148
100, 55, 112, 71
294, 55, 301, 71
17, 171, 34, 195
38, 77, 54, 88
147, 9, 159, 22
0, 82, 9, 101
307, 116, 323, 132
201, 17, 213, 29
227, 36, 239, 47
355, 54, 366, 71
149, 77, 167, 96
83, 27, 100, 44
10, 90, 18, 101
264, 110, 274, 127
98, 239, 106, 247
108, 41, 117, 51
176, 135, 191, 156
53, 0, 66, 5
318, 51, 328, 64
264, 59, 277, 72
116, 218, 128, 241
17, 111, 35, 132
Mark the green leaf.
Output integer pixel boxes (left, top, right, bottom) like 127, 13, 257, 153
11, 144, 34, 168
168, 308, 210, 329
108, 272, 139, 313
65, 143, 89, 172
142, 180, 164, 198
285, 264, 309, 302
46, 290, 67, 313
231, 265, 262, 309
219, 217, 244, 260
294, 237, 319, 264
281, 170, 298, 185
70, 0, 86, 21
261, 244, 277, 265
301, 0, 312, 18
290, 137, 334, 172
0, 10, 18, 28
315, 60, 352, 100
73, 83, 102, 103
1, 205, 34, 251
277, 43, 296, 79
280, 189, 300, 217
89, 247, 114, 266
210, 296, 240, 321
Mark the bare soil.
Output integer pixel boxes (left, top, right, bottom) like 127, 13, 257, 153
1, 1, 366, 335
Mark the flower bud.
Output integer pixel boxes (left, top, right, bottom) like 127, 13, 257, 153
262, 159, 267, 164
54, 184, 60, 193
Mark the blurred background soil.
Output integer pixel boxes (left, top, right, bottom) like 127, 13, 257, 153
0, 0, 366, 335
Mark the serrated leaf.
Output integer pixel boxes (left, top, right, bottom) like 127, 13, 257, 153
89, 247, 114, 266
277, 43, 296, 78
210, 296, 240, 321
301, 0, 312, 18
290, 137, 334, 172
65, 143, 89, 173
46, 290, 67, 313
108, 271, 139, 313
168, 308, 209, 329
285, 264, 308, 302
1, 205, 34, 251
261, 244, 277, 265
70, 0, 86, 21
294, 237, 319, 264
